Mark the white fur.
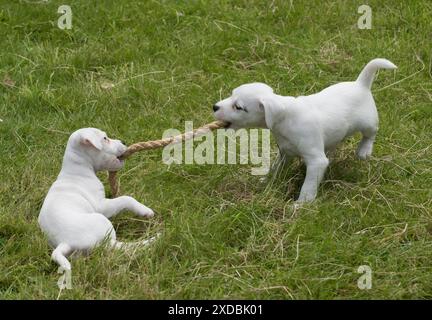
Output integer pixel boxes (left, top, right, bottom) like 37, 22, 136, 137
213, 58, 397, 202
38, 128, 156, 271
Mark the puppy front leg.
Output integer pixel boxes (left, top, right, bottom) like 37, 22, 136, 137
297, 155, 329, 202
99, 196, 154, 218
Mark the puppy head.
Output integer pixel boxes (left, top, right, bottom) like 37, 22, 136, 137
68, 128, 127, 171
213, 82, 274, 129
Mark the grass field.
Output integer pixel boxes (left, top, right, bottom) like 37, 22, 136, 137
0, 0, 431, 299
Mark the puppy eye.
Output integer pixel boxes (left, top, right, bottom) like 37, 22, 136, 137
103, 137, 108, 141
234, 104, 247, 112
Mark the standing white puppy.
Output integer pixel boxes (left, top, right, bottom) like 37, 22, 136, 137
213, 58, 397, 202
38, 128, 155, 271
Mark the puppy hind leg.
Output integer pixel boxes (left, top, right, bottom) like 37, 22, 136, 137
52, 243, 73, 271
357, 128, 377, 160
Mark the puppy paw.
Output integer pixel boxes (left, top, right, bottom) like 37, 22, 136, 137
356, 140, 374, 160
296, 193, 315, 203
356, 149, 372, 160
136, 204, 154, 217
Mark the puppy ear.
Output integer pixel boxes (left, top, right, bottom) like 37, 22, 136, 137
259, 96, 286, 130
80, 131, 103, 150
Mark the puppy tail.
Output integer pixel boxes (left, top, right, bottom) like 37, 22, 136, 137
52, 243, 72, 271
356, 58, 397, 89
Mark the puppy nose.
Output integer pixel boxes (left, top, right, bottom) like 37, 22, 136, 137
121, 140, 127, 146
213, 105, 220, 112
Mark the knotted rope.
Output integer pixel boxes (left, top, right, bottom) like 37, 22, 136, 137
108, 120, 228, 197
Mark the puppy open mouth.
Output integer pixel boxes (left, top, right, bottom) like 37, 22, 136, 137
114, 155, 125, 165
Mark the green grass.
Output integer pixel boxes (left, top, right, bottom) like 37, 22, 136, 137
1, 0, 431, 299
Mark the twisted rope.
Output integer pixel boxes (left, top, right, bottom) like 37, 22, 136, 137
108, 120, 228, 197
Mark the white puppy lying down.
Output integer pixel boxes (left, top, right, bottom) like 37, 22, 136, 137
38, 128, 155, 271
213, 58, 397, 202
